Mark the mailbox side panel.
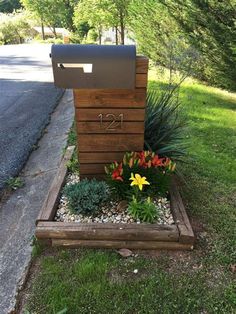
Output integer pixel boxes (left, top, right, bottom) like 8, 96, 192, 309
74, 56, 149, 179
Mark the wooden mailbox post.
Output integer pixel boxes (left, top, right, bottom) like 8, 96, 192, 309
74, 56, 149, 179
51, 44, 148, 178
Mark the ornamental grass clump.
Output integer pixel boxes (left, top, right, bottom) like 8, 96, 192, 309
145, 89, 186, 161
64, 179, 109, 215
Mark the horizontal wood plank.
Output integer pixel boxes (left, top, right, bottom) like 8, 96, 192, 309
73, 88, 146, 108
80, 173, 106, 180
76, 121, 144, 134
78, 134, 144, 152
36, 146, 75, 224
80, 163, 107, 174
136, 74, 148, 88
52, 239, 193, 250
76, 108, 145, 122
79, 152, 125, 164
36, 222, 179, 242
136, 56, 149, 74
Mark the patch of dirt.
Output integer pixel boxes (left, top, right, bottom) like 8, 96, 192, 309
108, 258, 152, 284
0, 186, 13, 204
15, 257, 42, 314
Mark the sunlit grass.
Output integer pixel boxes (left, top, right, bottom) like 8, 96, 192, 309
25, 73, 236, 314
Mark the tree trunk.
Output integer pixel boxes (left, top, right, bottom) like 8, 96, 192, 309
41, 21, 45, 40
119, 10, 125, 45
98, 26, 102, 44
115, 26, 118, 45
64, 0, 76, 32
53, 26, 57, 38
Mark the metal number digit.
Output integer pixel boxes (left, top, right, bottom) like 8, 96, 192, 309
98, 113, 103, 128
98, 113, 124, 131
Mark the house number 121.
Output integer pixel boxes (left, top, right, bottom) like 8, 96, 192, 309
98, 113, 124, 131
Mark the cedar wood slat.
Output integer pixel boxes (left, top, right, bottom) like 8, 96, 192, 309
136, 56, 149, 73
73, 88, 146, 108
79, 152, 125, 163
80, 163, 109, 174
77, 134, 144, 152
75, 108, 145, 121
76, 121, 144, 134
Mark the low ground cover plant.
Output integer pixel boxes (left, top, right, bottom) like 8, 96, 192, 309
127, 196, 159, 223
63, 179, 109, 215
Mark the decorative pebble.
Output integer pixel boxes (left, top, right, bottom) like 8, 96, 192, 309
55, 173, 174, 225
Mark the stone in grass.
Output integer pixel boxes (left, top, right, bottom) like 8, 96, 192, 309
117, 248, 133, 258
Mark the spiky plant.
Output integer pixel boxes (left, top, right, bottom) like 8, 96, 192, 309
144, 88, 187, 161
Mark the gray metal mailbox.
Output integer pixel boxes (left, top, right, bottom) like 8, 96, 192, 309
51, 44, 136, 89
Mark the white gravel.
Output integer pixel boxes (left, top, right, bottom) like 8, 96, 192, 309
54, 174, 175, 225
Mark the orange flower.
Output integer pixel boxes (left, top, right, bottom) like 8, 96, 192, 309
162, 158, 171, 167
112, 163, 123, 181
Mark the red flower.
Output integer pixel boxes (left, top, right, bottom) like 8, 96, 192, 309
152, 155, 171, 168
152, 155, 164, 167
137, 151, 148, 168
112, 163, 123, 181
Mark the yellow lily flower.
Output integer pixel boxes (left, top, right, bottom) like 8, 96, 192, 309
129, 173, 150, 191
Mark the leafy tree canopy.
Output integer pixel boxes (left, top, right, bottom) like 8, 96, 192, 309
159, 0, 236, 89
0, 0, 22, 13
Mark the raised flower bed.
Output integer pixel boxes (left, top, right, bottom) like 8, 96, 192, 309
35, 146, 195, 250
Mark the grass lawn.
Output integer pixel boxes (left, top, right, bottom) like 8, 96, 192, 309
21, 75, 236, 314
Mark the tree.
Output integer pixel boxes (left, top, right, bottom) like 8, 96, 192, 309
0, 0, 22, 13
74, 0, 131, 44
160, 0, 236, 89
74, 0, 111, 44
105, 0, 131, 44
129, 0, 199, 80
0, 10, 33, 44
21, 0, 74, 37
61, 0, 79, 32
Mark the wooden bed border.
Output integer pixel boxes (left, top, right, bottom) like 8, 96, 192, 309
35, 146, 195, 250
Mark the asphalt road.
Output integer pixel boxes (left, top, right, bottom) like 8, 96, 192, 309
0, 44, 64, 189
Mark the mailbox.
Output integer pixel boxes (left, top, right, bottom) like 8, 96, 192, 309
51, 44, 136, 89
51, 44, 149, 179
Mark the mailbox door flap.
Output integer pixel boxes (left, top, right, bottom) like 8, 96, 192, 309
51, 44, 136, 89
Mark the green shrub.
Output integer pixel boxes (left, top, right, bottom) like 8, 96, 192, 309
128, 196, 159, 223
145, 88, 187, 161
64, 179, 109, 215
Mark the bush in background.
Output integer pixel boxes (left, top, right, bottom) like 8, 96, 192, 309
0, 10, 34, 44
